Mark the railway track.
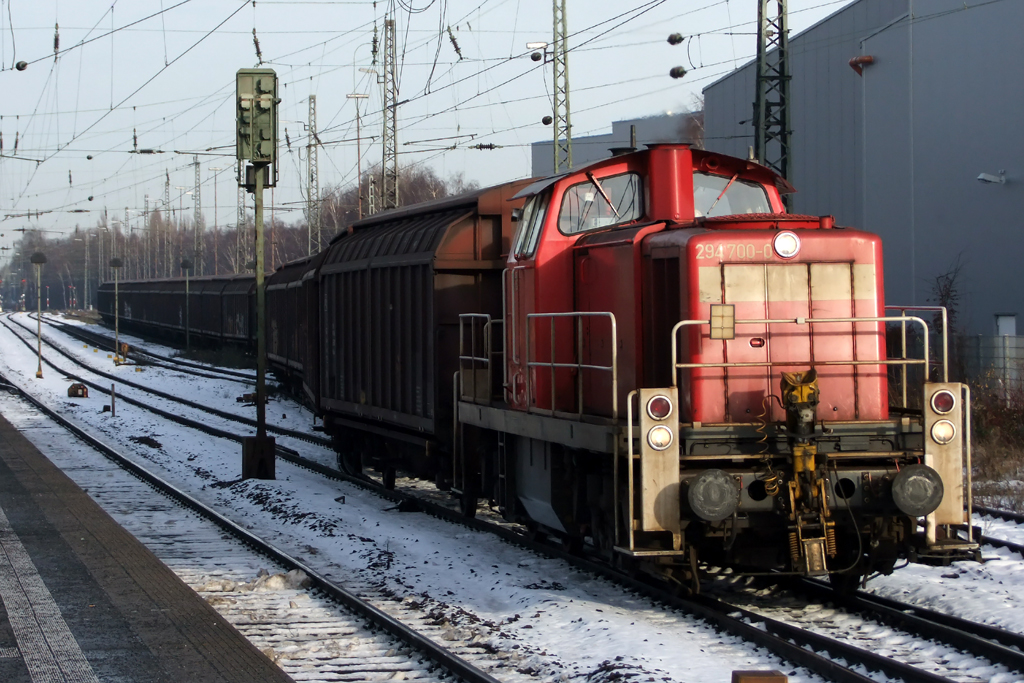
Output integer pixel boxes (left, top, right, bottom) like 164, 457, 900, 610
37, 313, 256, 384
0, 370, 526, 683
4, 314, 332, 450
970, 506, 1024, 557
697, 586, 1022, 683
5, 315, 1023, 682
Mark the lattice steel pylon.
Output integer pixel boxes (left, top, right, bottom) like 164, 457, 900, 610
552, 0, 572, 173
307, 94, 320, 254
754, 0, 791, 181
237, 185, 246, 274
144, 195, 150, 279
381, 17, 399, 210
164, 171, 171, 277
193, 155, 204, 275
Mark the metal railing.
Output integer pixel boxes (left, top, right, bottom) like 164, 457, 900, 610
457, 313, 503, 404
669, 316, 931, 409
525, 311, 618, 421
962, 334, 1024, 394
885, 305, 949, 408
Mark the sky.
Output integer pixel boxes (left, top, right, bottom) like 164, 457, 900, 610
0, 0, 857, 260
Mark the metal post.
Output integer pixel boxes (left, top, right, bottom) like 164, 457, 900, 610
31, 252, 46, 378
381, 18, 399, 209
754, 0, 791, 182
182, 258, 192, 351
84, 232, 90, 309
552, 0, 572, 172
194, 155, 203, 275
110, 257, 123, 364
347, 92, 369, 220
254, 163, 268, 441
209, 166, 224, 275
307, 94, 319, 255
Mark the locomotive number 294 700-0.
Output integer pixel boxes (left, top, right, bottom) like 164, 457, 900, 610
695, 242, 773, 260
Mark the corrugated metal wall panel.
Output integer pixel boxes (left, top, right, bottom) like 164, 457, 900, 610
703, 0, 908, 229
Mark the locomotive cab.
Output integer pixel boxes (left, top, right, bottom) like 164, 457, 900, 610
456, 143, 976, 591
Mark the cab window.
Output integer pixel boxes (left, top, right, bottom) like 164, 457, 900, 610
557, 172, 642, 235
512, 190, 550, 259
693, 172, 771, 217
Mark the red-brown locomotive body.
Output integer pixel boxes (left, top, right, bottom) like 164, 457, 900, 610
98, 143, 976, 589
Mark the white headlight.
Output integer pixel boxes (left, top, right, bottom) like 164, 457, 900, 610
931, 419, 956, 445
773, 231, 801, 259
647, 425, 674, 451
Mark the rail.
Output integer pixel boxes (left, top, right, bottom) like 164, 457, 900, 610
669, 315, 931, 387
0, 370, 502, 683
525, 311, 618, 421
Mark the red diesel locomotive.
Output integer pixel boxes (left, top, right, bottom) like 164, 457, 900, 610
98, 143, 976, 590
452, 143, 974, 589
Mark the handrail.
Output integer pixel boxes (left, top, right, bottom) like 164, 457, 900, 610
884, 305, 948, 407
669, 315, 931, 387
457, 314, 503, 403
884, 305, 948, 382
525, 311, 618, 422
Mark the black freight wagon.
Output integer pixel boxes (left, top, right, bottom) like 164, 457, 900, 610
97, 275, 255, 346
318, 181, 531, 479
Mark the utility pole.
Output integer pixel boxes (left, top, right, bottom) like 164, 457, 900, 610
144, 195, 150, 280
347, 92, 370, 220
552, 0, 572, 172
164, 171, 171, 277
754, 0, 791, 182
194, 155, 203, 275
237, 185, 246, 273
123, 207, 129, 275
210, 167, 225, 275
381, 17, 399, 210
84, 234, 90, 309
307, 94, 320, 255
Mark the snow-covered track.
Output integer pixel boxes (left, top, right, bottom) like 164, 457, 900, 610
698, 585, 1021, 683
38, 313, 256, 383
969, 505, 1024, 557
796, 578, 1024, 674
4, 314, 331, 449
975, 505, 1024, 525
0, 370, 505, 683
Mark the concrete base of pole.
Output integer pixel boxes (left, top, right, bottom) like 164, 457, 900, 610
242, 436, 276, 480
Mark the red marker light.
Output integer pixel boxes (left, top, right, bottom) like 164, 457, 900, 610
646, 395, 673, 420
930, 390, 955, 414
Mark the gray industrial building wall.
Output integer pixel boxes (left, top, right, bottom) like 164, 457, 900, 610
703, 0, 907, 229
531, 112, 701, 178
703, 0, 1023, 336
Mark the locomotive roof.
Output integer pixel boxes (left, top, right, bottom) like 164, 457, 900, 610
510, 144, 796, 199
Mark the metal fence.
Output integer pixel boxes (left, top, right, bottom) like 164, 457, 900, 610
961, 335, 1024, 394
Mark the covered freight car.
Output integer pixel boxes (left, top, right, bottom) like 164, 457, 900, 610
266, 250, 327, 410
97, 274, 255, 345
318, 180, 531, 480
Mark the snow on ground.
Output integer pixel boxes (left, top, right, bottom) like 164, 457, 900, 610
0, 313, 827, 683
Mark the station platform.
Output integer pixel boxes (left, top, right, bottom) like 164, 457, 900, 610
0, 409, 294, 683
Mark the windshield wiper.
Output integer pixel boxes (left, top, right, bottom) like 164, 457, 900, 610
706, 172, 739, 216
586, 172, 620, 217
